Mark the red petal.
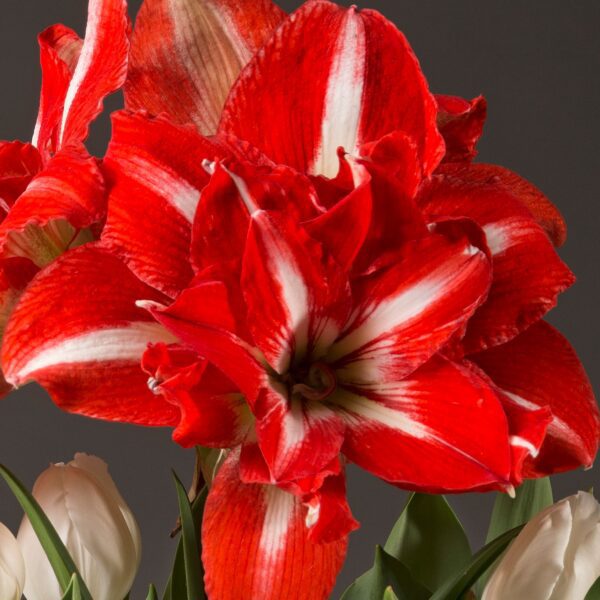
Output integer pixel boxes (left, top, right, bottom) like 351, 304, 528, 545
142, 343, 250, 448
220, 1, 443, 177
435, 94, 487, 163
470, 321, 600, 476
242, 210, 349, 373
0, 141, 43, 210
192, 160, 321, 278
330, 356, 511, 492
126, 0, 284, 134
33, 24, 83, 160
56, 0, 129, 150
1, 246, 178, 426
148, 282, 267, 407
102, 111, 242, 297
0, 149, 106, 268
420, 164, 574, 352
256, 390, 346, 482
203, 451, 347, 600
328, 228, 491, 384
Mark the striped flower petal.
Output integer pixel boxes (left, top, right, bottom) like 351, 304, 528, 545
2, 246, 178, 426
0, 141, 43, 209
126, 0, 284, 134
329, 356, 512, 492
0, 149, 105, 269
420, 163, 574, 353
471, 321, 600, 477
202, 451, 347, 600
220, 0, 443, 178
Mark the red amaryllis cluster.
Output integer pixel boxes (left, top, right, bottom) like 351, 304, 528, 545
1, 0, 598, 598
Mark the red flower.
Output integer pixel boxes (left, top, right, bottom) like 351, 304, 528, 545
2, 1, 598, 598
0, 0, 130, 393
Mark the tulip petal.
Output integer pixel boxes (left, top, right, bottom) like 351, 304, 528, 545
220, 1, 444, 177
435, 94, 487, 163
102, 111, 249, 297
202, 451, 347, 600
0, 141, 43, 209
470, 321, 600, 476
0, 149, 105, 269
420, 163, 574, 352
328, 228, 491, 384
2, 246, 178, 426
0, 522, 25, 600
329, 356, 511, 492
126, 0, 284, 134
56, 0, 129, 150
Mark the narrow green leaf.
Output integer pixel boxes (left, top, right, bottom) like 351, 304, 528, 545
0, 464, 92, 600
146, 584, 159, 600
586, 577, 600, 599
486, 478, 553, 543
429, 525, 523, 600
383, 586, 399, 600
61, 574, 84, 600
340, 546, 430, 600
384, 493, 471, 591
170, 473, 205, 600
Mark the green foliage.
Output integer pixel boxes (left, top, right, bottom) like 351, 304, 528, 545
340, 546, 430, 600
0, 464, 93, 600
429, 526, 523, 600
163, 477, 207, 600
586, 577, 600, 599
486, 478, 553, 543
146, 584, 159, 600
61, 574, 85, 600
384, 493, 472, 591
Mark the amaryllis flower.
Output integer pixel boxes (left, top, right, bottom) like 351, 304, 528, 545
0, 0, 130, 392
2, 0, 598, 598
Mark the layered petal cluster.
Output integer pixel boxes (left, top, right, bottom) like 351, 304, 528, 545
0, 0, 130, 393
1, 0, 598, 598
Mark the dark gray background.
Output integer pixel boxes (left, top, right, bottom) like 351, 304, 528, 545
1, 1, 599, 597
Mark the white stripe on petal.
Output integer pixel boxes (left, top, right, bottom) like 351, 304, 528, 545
259, 486, 295, 560
11, 322, 175, 383
115, 154, 200, 222
311, 9, 366, 178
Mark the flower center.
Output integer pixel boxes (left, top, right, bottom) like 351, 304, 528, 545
283, 361, 337, 402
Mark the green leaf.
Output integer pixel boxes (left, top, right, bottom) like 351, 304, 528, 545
340, 546, 430, 600
383, 586, 399, 600
146, 584, 159, 600
486, 478, 553, 543
475, 478, 553, 595
0, 464, 93, 600
164, 476, 207, 600
61, 574, 84, 600
429, 525, 523, 600
384, 493, 471, 591
586, 577, 600, 599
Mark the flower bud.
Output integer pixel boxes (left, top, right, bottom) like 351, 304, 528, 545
0, 522, 25, 600
18, 453, 141, 600
483, 491, 600, 600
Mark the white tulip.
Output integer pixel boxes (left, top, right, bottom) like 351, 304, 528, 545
483, 491, 600, 600
18, 453, 141, 600
0, 522, 25, 600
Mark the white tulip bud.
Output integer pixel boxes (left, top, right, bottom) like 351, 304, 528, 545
0, 522, 25, 600
18, 453, 141, 600
483, 491, 600, 600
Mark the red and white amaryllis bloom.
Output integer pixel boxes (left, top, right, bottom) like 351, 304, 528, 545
0, 0, 130, 393
1, 0, 599, 598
